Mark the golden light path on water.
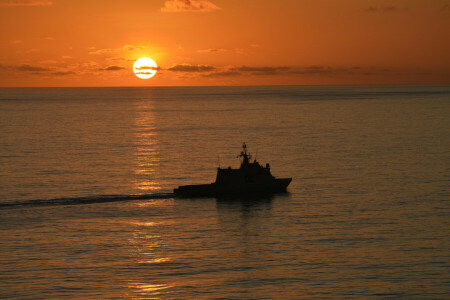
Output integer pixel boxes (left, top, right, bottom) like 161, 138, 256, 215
133, 99, 160, 192
127, 219, 172, 297
130, 99, 173, 296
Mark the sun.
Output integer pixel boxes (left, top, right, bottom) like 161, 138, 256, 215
133, 57, 158, 79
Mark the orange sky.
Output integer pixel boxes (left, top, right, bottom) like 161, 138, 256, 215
0, 0, 449, 86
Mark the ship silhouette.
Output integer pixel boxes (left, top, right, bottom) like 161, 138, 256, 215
174, 143, 292, 197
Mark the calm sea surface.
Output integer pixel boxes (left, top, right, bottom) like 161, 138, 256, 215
0, 85, 449, 299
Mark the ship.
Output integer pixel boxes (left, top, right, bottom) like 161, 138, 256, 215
174, 143, 292, 197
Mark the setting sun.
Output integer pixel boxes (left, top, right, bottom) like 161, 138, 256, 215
133, 58, 157, 79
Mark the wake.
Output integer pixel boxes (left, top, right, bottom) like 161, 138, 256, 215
0, 193, 175, 208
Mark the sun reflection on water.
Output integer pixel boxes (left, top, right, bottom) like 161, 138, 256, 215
127, 100, 176, 297
129, 283, 170, 298
127, 219, 173, 297
133, 100, 161, 192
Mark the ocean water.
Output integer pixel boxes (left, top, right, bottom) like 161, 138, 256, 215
0, 85, 449, 299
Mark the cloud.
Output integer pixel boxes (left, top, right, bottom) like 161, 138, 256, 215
88, 45, 144, 55
204, 71, 241, 77
133, 65, 159, 76
77, 61, 101, 71
122, 44, 139, 51
168, 64, 215, 72
441, 4, 450, 11
197, 47, 248, 54
99, 65, 127, 71
106, 57, 135, 62
167, 65, 292, 77
0, 62, 119, 77
52, 71, 75, 76
289, 66, 391, 76
16, 64, 49, 72
365, 6, 409, 13
290, 65, 333, 75
233, 66, 290, 75
134, 66, 159, 71
161, 0, 220, 12
0, 0, 52, 6
11, 40, 22, 44
38, 59, 58, 64
197, 48, 228, 53
88, 48, 116, 55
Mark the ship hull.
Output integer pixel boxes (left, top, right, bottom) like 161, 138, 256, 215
174, 178, 292, 197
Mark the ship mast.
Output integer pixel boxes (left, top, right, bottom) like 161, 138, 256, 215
238, 142, 252, 166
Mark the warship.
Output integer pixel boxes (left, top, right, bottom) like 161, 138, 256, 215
174, 143, 292, 197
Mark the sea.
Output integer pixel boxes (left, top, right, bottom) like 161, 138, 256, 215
0, 85, 449, 299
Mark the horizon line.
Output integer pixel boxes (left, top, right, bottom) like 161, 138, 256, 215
1, 82, 449, 89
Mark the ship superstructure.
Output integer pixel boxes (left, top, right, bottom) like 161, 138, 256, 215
174, 143, 292, 197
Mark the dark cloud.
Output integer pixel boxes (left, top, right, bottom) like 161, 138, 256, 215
204, 71, 241, 77
106, 57, 135, 62
161, 0, 220, 12
99, 65, 126, 71
2, 62, 131, 77
52, 71, 75, 76
204, 65, 374, 78
0, 0, 52, 6
290, 66, 333, 75
233, 66, 290, 75
365, 6, 409, 13
1, 63, 76, 75
198, 48, 228, 53
290, 66, 391, 76
441, 4, 450, 11
134, 66, 159, 71
16, 64, 50, 72
168, 64, 215, 72
88, 45, 144, 55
